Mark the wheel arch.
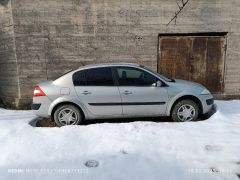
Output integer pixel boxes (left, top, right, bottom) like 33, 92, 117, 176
168, 95, 203, 116
49, 101, 86, 121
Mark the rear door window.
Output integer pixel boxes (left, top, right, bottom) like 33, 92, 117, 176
73, 67, 114, 86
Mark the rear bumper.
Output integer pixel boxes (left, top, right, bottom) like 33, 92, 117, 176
31, 103, 41, 110
32, 96, 52, 118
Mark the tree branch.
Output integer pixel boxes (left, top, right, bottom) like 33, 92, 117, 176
166, 0, 190, 26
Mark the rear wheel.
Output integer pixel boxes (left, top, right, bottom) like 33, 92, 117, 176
171, 100, 199, 122
54, 105, 82, 127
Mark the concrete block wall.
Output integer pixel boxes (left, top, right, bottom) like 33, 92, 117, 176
0, 0, 239, 108
0, 0, 20, 108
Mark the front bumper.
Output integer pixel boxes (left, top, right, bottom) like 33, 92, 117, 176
200, 94, 214, 114
206, 98, 214, 105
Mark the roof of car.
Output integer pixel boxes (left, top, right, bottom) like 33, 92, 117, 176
79, 62, 140, 69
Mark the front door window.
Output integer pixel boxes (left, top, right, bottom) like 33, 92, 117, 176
116, 67, 157, 86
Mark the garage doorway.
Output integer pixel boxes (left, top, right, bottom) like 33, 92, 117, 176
158, 33, 227, 94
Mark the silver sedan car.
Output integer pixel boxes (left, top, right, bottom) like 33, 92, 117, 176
32, 63, 214, 126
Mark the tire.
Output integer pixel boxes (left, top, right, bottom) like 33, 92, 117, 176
54, 104, 83, 127
171, 100, 199, 122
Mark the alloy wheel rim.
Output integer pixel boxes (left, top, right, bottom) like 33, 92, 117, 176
177, 104, 196, 122
58, 108, 78, 125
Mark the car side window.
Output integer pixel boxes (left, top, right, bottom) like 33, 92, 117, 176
86, 67, 114, 86
116, 67, 157, 86
73, 70, 86, 86
73, 67, 114, 86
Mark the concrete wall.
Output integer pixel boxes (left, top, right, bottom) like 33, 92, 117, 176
0, 0, 240, 108
0, 0, 20, 108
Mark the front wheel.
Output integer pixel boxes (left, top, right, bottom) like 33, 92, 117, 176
54, 105, 82, 127
171, 100, 199, 122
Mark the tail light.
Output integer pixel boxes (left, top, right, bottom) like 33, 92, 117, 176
33, 86, 46, 97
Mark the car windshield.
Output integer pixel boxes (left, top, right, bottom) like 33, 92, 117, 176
142, 66, 174, 82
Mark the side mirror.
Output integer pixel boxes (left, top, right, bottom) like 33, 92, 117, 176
156, 80, 162, 87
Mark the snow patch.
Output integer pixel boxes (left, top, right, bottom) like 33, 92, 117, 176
0, 101, 240, 180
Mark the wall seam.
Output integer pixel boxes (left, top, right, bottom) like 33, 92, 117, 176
9, 0, 21, 105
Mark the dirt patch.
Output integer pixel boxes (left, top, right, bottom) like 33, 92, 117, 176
35, 118, 57, 127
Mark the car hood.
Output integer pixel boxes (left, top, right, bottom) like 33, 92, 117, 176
174, 79, 205, 88
167, 79, 206, 94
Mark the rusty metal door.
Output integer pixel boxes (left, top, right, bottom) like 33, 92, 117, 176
158, 36, 225, 94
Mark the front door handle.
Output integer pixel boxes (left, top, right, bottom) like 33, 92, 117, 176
82, 91, 92, 95
123, 91, 132, 95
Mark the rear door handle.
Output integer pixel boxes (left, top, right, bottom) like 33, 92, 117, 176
123, 90, 132, 95
82, 91, 92, 95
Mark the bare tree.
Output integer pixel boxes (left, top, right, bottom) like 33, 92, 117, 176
167, 0, 190, 26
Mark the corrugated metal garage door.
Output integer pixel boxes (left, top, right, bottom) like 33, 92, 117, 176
158, 35, 226, 94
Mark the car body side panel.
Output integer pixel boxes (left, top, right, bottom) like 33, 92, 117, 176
118, 86, 169, 116
74, 86, 123, 116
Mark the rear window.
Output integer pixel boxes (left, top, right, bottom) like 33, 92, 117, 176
73, 67, 114, 86
55, 69, 75, 80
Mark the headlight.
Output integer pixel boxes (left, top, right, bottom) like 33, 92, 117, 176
201, 89, 210, 95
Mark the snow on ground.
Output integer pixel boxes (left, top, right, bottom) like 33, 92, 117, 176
0, 100, 240, 180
